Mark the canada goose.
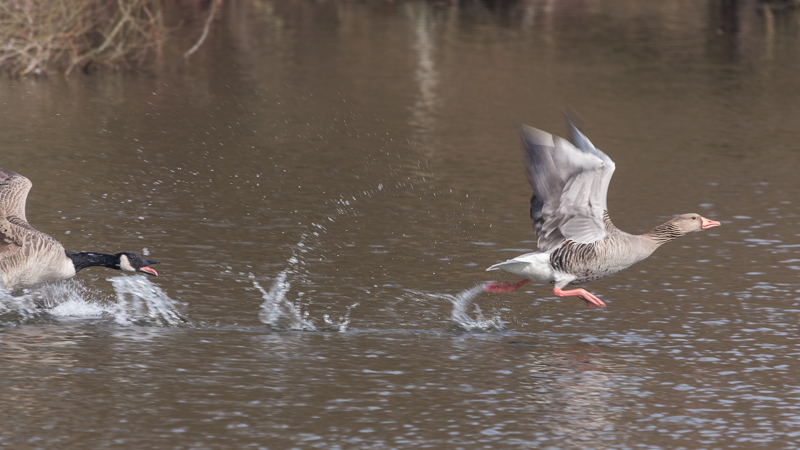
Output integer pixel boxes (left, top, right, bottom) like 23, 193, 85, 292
0, 168, 159, 291
484, 115, 720, 307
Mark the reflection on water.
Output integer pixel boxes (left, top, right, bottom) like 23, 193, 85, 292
519, 343, 625, 446
408, 2, 440, 141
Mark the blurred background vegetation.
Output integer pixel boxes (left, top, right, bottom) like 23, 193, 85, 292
1, 0, 798, 78
0, 0, 218, 77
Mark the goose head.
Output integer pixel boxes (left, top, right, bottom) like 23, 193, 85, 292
672, 213, 721, 234
117, 252, 160, 276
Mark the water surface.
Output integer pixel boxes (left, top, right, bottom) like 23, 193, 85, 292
2, 0, 800, 448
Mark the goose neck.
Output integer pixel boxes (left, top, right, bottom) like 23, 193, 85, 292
66, 251, 118, 272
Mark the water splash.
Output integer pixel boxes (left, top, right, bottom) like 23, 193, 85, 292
253, 272, 356, 332
0, 280, 104, 324
448, 283, 507, 332
0, 286, 44, 323
253, 183, 390, 331
0, 276, 189, 326
37, 281, 108, 318
110, 276, 190, 326
0, 277, 185, 326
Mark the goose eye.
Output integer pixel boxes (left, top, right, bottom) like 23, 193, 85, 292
691, 216, 697, 220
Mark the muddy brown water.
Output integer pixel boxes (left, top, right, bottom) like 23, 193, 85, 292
2, 1, 800, 448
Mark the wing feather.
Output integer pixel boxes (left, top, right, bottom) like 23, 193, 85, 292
518, 119, 616, 252
0, 168, 32, 225
0, 168, 35, 253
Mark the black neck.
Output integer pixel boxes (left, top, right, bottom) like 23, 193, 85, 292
65, 251, 119, 272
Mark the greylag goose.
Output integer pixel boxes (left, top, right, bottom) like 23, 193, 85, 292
484, 115, 720, 307
0, 168, 159, 291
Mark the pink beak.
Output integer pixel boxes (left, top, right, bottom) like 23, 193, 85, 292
138, 266, 158, 276
701, 217, 721, 230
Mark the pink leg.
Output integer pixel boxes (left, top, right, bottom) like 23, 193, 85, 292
483, 279, 530, 293
553, 287, 606, 308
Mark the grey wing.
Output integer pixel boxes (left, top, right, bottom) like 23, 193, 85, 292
562, 113, 616, 217
518, 123, 616, 252
563, 110, 615, 167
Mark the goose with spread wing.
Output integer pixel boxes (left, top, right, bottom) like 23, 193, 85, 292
0, 168, 159, 291
484, 115, 720, 307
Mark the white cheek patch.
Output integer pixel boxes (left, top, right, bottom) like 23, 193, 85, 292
119, 254, 135, 272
